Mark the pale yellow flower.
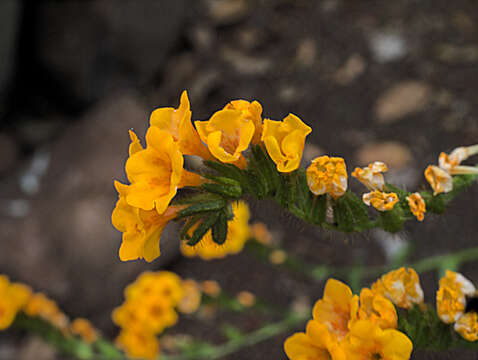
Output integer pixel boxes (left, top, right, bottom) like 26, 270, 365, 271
237, 291, 256, 307
406, 192, 426, 221
454, 312, 478, 342
372, 268, 424, 309
71, 318, 98, 343
250, 222, 273, 245
351, 161, 388, 191
306, 156, 348, 199
424, 165, 453, 195
439, 144, 478, 174
200, 280, 221, 298
177, 279, 202, 314
262, 114, 312, 172
362, 190, 398, 211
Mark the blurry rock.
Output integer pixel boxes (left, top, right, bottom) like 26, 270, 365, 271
278, 85, 301, 104
435, 44, 478, 63
237, 27, 267, 51
374, 81, 431, 124
190, 25, 215, 53
19, 150, 51, 195
334, 54, 366, 85
0, 133, 19, 174
452, 11, 475, 33
0, 0, 20, 114
190, 69, 221, 104
19, 337, 56, 360
15, 118, 64, 147
0, 93, 181, 331
356, 141, 412, 169
221, 47, 271, 75
207, 0, 250, 25
295, 38, 317, 67
35, 0, 186, 106
369, 31, 407, 63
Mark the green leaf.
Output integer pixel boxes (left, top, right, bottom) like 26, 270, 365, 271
310, 194, 327, 225
179, 214, 203, 240
212, 211, 228, 245
201, 182, 242, 198
333, 192, 371, 232
177, 199, 227, 218
188, 212, 220, 246
377, 206, 405, 233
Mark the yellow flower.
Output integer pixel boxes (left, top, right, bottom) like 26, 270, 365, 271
9, 283, 32, 309
358, 288, 397, 330
200, 280, 221, 298
150, 91, 213, 160
250, 222, 273, 245
351, 161, 388, 191
24, 293, 69, 332
71, 318, 98, 343
284, 320, 346, 360
372, 268, 424, 309
406, 192, 426, 221
237, 291, 256, 307
269, 249, 287, 264
312, 279, 359, 340
343, 320, 412, 360
436, 270, 476, 324
0, 297, 17, 331
439, 144, 478, 174
362, 190, 398, 211
116, 329, 159, 360
177, 279, 202, 314
224, 99, 263, 144
125, 271, 184, 307
424, 165, 452, 195
112, 181, 182, 262
180, 201, 250, 260
261, 114, 312, 172
306, 156, 348, 198
454, 312, 478, 342
125, 128, 203, 215
0, 277, 33, 331
195, 108, 255, 166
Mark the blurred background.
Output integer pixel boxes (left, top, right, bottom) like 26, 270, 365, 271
1, 0, 478, 359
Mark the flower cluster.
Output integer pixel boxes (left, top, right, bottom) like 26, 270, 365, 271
0, 275, 32, 330
112, 92, 312, 262
425, 144, 478, 195
180, 201, 251, 260
284, 268, 421, 360
436, 270, 478, 341
113, 271, 201, 360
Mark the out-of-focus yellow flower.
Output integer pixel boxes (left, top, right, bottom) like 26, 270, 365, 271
372, 268, 424, 309
312, 279, 359, 340
262, 114, 312, 172
24, 293, 69, 332
9, 283, 32, 309
306, 156, 347, 198
0, 277, 33, 331
358, 288, 397, 330
251, 222, 273, 245
351, 161, 388, 191
439, 144, 478, 174
284, 320, 346, 360
112, 181, 182, 262
195, 108, 255, 166
269, 249, 287, 265
362, 190, 398, 211
125, 127, 203, 214
181, 201, 250, 260
454, 312, 478, 342
150, 91, 213, 160
237, 291, 256, 307
224, 99, 263, 144
116, 329, 159, 360
0, 297, 17, 330
200, 280, 221, 298
343, 320, 412, 360
406, 192, 426, 221
436, 270, 476, 324
424, 165, 453, 195
71, 318, 98, 344
178, 279, 202, 314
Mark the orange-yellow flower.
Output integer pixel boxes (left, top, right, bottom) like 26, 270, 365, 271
372, 268, 424, 309
181, 201, 250, 260
71, 318, 98, 343
436, 270, 476, 324
454, 312, 478, 342
424, 165, 452, 195
24, 293, 69, 332
261, 114, 312, 172
362, 190, 398, 211
406, 192, 426, 221
357, 288, 397, 330
224, 99, 263, 144
0, 277, 33, 331
237, 291, 256, 307
195, 108, 255, 166
250, 222, 273, 245
150, 91, 213, 160
439, 144, 478, 174
125, 127, 203, 214
284, 320, 346, 360
306, 156, 347, 198
178, 279, 202, 314
343, 320, 412, 360
312, 279, 359, 340
116, 329, 159, 360
112, 181, 181, 262
200, 280, 221, 297
351, 161, 388, 191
